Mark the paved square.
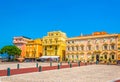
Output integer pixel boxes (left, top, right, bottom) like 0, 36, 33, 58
0, 64, 120, 82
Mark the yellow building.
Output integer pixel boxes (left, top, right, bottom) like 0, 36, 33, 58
25, 38, 42, 59
42, 31, 67, 61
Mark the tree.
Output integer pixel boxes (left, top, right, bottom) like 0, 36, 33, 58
0, 45, 21, 61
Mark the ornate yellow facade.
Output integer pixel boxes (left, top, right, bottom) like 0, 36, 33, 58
42, 31, 67, 61
25, 39, 42, 59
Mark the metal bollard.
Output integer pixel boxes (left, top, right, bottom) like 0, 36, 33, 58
68, 61, 70, 64
36, 63, 38, 68
70, 63, 72, 68
96, 61, 98, 64
78, 61, 80, 66
17, 64, 20, 69
39, 66, 42, 72
58, 64, 60, 69
7, 68, 11, 76
50, 61, 52, 67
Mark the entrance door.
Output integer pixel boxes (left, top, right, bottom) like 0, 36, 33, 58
96, 54, 99, 61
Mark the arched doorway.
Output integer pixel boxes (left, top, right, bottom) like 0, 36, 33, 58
96, 54, 99, 62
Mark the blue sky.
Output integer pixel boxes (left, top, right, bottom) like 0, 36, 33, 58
0, 0, 120, 48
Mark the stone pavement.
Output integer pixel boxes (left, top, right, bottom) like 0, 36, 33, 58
0, 62, 68, 70
0, 65, 120, 82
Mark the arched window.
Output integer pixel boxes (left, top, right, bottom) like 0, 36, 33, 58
104, 55, 107, 59
111, 44, 115, 50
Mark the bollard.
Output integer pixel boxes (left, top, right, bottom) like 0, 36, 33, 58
7, 68, 11, 76
68, 61, 70, 65
50, 61, 52, 67
96, 61, 98, 64
36, 63, 38, 68
39, 66, 42, 72
58, 64, 60, 69
17, 64, 20, 69
70, 63, 72, 68
78, 61, 80, 66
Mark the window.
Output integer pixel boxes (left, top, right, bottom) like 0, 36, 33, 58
45, 40, 47, 43
88, 45, 91, 50
72, 46, 74, 51
68, 41, 70, 44
81, 46, 84, 51
72, 41, 74, 43
104, 55, 107, 59
72, 55, 74, 58
111, 45, 115, 50
110, 38, 113, 42
50, 46, 52, 48
55, 38, 58, 43
88, 40, 91, 44
76, 46, 79, 51
45, 47, 47, 50
50, 39, 52, 43
104, 45, 108, 50
96, 45, 99, 50
55, 46, 57, 50
103, 39, 106, 43
51, 33, 53, 36
112, 55, 114, 59
68, 47, 70, 51
76, 55, 78, 59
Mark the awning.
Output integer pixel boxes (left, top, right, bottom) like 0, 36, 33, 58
40, 56, 59, 59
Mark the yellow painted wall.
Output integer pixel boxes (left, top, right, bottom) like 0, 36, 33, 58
25, 38, 42, 58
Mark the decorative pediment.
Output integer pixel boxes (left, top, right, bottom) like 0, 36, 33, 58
110, 42, 115, 45
102, 52, 108, 55
110, 52, 115, 55
103, 43, 108, 45
93, 50, 101, 54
